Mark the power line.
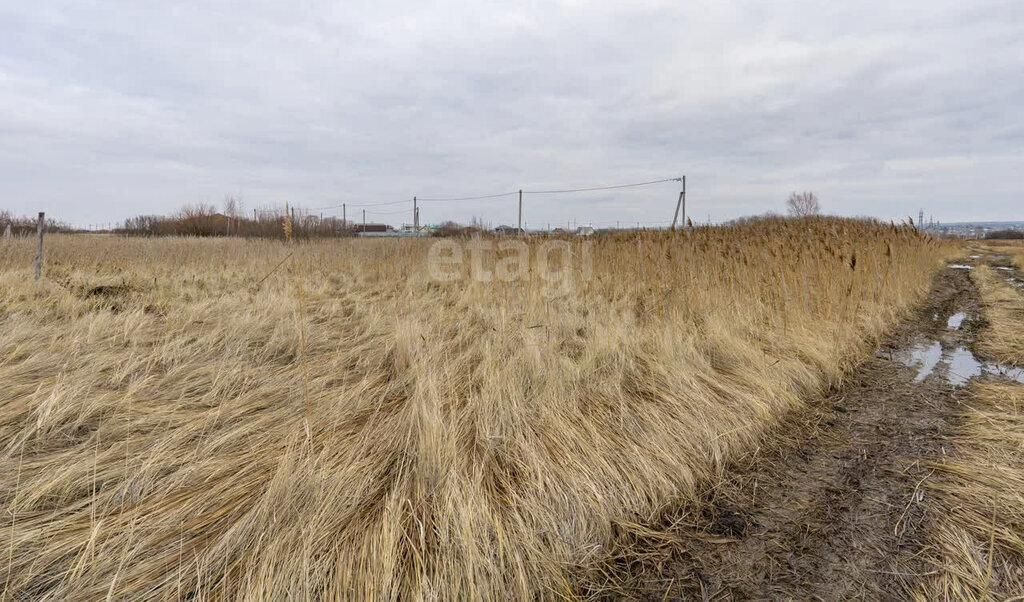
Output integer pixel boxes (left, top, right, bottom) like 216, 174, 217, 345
523, 177, 682, 195
313, 198, 408, 210
309, 176, 681, 210
363, 207, 410, 216
416, 191, 519, 202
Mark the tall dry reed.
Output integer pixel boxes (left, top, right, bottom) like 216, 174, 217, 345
0, 218, 954, 599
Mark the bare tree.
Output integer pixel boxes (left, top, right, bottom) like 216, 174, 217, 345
787, 191, 821, 218
223, 196, 239, 217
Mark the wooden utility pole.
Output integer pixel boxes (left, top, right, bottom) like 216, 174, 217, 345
343, 203, 346, 228
681, 175, 686, 228
362, 209, 366, 232
34, 212, 44, 279
518, 190, 523, 235
413, 196, 418, 231
671, 176, 687, 230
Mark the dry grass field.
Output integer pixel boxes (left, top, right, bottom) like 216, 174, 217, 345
0, 219, 958, 599
916, 244, 1024, 599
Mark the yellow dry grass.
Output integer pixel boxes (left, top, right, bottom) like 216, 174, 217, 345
1006, 243, 1024, 274
918, 383, 1024, 600
0, 219, 953, 600
916, 250, 1024, 600
971, 264, 1024, 365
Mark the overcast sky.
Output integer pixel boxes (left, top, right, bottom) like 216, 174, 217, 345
1, 0, 1022, 228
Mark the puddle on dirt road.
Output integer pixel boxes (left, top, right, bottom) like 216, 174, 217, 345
900, 342, 943, 382
946, 312, 967, 329
948, 264, 973, 270
896, 342, 1024, 385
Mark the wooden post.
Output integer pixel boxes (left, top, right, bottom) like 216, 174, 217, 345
34, 212, 44, 279
681, 175, 686, 229
518, 190, 523, 235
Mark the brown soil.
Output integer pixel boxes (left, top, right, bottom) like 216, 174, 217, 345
588, 265, 983, 601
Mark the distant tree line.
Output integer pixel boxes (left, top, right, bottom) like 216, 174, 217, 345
984, 229, 1024, 240
0, 211, 72, 236
118, 200, 355, 239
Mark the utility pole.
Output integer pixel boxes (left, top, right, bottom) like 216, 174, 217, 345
413, 196, 418, 231
671, 176, 686, 230
362, 209, 366, 232
681, 176, 686, 228
34, 212, 44, 280
343, 203, 346, 228
518, 190, 523, 235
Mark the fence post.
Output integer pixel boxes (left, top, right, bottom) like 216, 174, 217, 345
518, 189, 523, 235
681, 175, 686, 228
35, 212, 44, 279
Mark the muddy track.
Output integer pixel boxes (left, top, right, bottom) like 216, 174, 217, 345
604, 264, 989, 601
975, 247, 1024, 291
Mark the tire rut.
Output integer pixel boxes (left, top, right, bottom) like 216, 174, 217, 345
604, 265, 982, 601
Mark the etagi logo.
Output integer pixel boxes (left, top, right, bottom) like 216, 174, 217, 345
426, 237, 592, 294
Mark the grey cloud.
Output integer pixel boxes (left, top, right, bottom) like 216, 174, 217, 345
0, 0, 1021, 227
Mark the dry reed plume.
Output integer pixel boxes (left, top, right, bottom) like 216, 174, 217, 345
0, 218, 954, 599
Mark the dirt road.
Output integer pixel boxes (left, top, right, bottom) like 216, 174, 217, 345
594, 259, 1017, 600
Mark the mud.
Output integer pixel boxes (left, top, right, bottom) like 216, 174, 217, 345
591, 260, 1006, 600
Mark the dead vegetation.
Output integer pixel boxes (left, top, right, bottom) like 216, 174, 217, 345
918, 382, 1024, 600
0, 219, 955, 599
915, 247, 1024, 600
971, 263, 1024, 365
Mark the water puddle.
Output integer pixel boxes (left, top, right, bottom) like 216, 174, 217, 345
946, 347, 1024, 385
995, 266, 1015, 272
901, 342, 943, 382
969, 254, 981, 259
948, 264, 973, 270
895, 342, 1024, 385
946, 312, 967, 330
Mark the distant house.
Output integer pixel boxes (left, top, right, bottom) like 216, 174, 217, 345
353, 223, 393, 233
494, 225, 523, 235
